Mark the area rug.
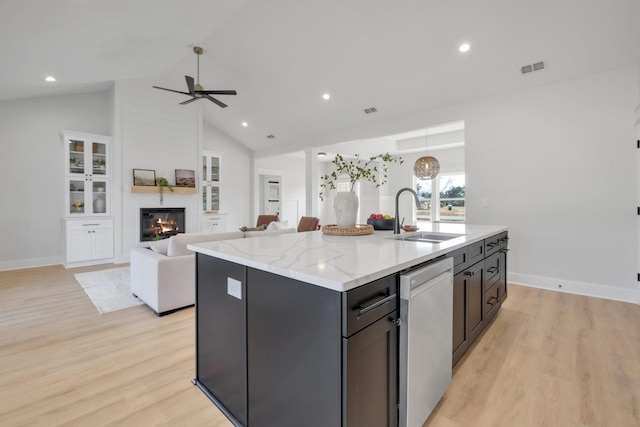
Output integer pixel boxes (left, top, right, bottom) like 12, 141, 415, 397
74, 267, 143, 314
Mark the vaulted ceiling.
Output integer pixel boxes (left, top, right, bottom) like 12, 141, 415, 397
1, 0, 638, 154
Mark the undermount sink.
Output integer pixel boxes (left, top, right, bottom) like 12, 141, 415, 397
391, 231, 465, 243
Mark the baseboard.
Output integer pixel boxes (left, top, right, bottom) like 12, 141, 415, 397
0, 256, 62, 272
509, 272, 638, 304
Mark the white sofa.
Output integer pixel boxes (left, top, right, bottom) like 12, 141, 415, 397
130, 228, 296, 315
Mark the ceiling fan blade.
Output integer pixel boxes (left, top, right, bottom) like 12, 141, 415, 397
204, 95, 227, 108
179, 97, 199, 105
185, 76, 195, 95
195, 90, 237, 95
152, 86, 191, 95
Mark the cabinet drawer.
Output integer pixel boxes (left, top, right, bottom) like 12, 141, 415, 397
484, 282, 501, 319
66, 218, 113, 231
484, 234, 501, 257
468, 240, 485, 266
448, 246, 469, 275
484, 252, 501, 289
343, 274, 397, 337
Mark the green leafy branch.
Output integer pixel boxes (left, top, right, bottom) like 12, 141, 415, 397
156, 177, 174, 205
319, 153, 403, 201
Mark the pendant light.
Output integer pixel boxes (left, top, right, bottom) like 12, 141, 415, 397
413, 130, 440, 180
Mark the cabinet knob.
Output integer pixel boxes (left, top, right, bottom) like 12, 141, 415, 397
464, 271, 474, 277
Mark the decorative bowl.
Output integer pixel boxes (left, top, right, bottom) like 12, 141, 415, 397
402, 224, 419, 232
367, 218, 395, 230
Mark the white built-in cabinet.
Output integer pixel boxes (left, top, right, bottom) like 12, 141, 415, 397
201, 151, 226, 232
64, 218, 114, 264
60, 130, 114, 267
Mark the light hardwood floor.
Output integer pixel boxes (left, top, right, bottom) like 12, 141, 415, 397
1, 264, 639, 426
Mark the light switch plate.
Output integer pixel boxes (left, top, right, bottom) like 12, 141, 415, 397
227, 277, 242, 300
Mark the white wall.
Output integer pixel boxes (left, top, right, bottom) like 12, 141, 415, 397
115, 79, 200, 259
464, 66, 638, 302
203, 121, 252, 231
255, 154, 306, 227
0, 91, 112, 270
315, 65, 638, 303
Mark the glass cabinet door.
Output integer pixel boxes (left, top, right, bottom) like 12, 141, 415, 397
68, 140, 85, 175
91, 142, 108, 176
92, 180, 108, 214
202, 152, 221, 213
68, 179, 86, 215
62, 131, 111, 218
67, 138, 108, 177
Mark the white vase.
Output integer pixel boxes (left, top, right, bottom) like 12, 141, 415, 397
93, 195, 106, 213
334, 191, 358, 228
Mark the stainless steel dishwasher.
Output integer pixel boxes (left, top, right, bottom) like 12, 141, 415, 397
399, 257, 453, 427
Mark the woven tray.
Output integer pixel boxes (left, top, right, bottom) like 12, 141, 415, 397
321, 224, 374, 236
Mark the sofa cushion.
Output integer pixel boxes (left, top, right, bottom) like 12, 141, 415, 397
148, 238, 170, 255
167, 231, 245, 257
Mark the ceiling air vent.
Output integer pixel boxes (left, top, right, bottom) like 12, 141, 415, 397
521, 61, 545, 74
364, 107, 377, 114
266, 134, 275, 139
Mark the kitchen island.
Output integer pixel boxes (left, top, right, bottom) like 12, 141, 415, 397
189, 223, 508, 427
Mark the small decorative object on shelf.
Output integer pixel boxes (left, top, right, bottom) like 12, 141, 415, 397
175, 169, 196, 187
156, 177, 174, 205
133, 169, 156, 186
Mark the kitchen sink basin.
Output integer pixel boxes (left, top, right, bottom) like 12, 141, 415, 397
391, 231, 465, 243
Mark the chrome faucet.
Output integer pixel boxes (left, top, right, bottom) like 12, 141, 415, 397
394, 187, 421, 234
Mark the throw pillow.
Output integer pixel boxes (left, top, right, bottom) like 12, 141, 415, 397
149, 238, 170, 255
266, 220, 289, 231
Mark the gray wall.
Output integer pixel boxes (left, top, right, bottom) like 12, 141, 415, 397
0, 91, 112, 269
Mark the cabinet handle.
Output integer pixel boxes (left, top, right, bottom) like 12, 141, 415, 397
500, 249, 510, 253
487, 266, 498, 274
488, 296, 499, 306
464, 271, 474, 277
82, 224, 100, 227
356, 293, 396, 316
487, 242, 498, 248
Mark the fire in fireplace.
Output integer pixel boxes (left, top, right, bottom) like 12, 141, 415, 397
140, 208, 186, 241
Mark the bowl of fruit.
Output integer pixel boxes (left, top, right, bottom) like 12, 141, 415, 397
367, 213, 395, 230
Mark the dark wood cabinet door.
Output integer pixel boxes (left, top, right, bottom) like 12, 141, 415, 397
499, 248, 508, 302
195, 254, 248, 426
466, 261, 485, 345
344, 312, 398, 427
452, 272, 468, 366
246, 268, 342, 427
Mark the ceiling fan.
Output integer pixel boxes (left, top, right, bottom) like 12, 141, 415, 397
152, 46, 237, 107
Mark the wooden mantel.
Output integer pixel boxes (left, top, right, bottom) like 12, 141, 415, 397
130, 185, 197, 195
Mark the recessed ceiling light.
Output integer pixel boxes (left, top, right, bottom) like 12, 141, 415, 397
45, 76, 56, 82
242, 122, 248, 127
322, 93, 330, 100
459, 43, 470, 53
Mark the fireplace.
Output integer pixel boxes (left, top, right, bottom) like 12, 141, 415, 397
140, 208, 185, 241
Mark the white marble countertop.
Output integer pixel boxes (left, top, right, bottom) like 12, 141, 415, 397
189, 223, 508, 292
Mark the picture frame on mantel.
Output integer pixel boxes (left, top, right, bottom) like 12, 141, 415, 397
133, 169, 156, 186
175, 169, 196, 188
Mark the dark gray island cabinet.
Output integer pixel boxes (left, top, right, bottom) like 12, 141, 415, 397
194, 254, 398, 427
192, 228, 508, 427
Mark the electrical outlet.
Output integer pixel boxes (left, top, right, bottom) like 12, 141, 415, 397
227, 277, 242, 300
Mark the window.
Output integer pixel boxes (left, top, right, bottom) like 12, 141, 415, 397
416, 174, 465, 223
